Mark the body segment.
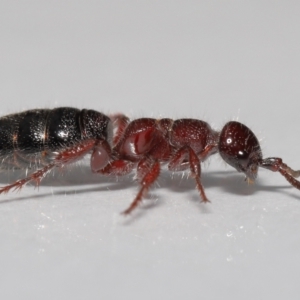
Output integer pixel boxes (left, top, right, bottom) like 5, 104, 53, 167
0, 108, 111, 168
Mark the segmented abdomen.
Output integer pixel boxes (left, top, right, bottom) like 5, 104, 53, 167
0, 108, 93, 169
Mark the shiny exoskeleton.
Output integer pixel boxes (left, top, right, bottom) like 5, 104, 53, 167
0, 107, 299, 215
0, 108, 111, 169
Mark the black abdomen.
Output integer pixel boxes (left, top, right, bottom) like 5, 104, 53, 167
0, 107, 111, 168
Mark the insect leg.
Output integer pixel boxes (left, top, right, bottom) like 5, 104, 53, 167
98, 160, 134, 176
168, 147, 190, 171
0, 140, 97, 194
198, 144, 218, 162
0, 163, 56, 194
188, 147, 210, 203
168, 146, 209, 203
122, 159, 160, 215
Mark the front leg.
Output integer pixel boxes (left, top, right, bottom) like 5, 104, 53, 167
168, 146, 209, 203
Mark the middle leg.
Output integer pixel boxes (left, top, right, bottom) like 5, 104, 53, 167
122, 158, 161, 215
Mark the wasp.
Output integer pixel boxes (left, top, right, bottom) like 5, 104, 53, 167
0, 107, 299, 214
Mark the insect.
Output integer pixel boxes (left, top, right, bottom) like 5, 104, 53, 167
0, 107, 299, 214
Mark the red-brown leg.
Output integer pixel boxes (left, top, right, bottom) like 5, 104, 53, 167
0, 140, 97, 194
0, 163, 56, 194
188, 148, 209, 203
198, 144, 218, 162
168, 147, 190, 171
168, 146, 209, 203
122, 160, 160, 215
99, 159, 134, 176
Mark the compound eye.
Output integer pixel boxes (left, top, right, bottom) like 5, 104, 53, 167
219, 121, 262, 179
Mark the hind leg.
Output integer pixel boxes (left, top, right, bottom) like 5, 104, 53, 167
0, 140, 97, 194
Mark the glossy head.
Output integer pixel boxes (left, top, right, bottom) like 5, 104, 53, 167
218, 121, 262, 182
